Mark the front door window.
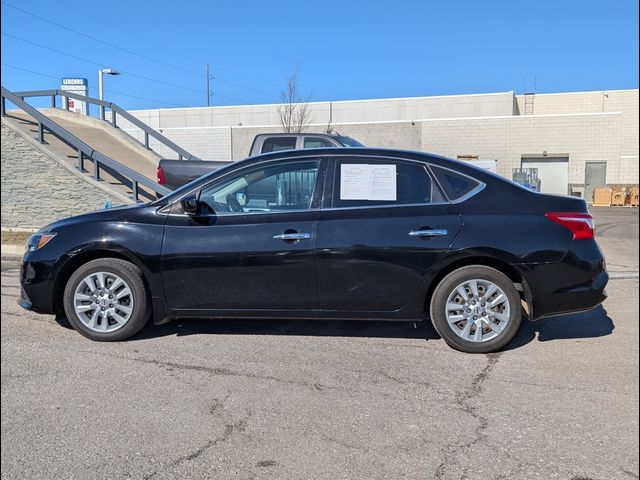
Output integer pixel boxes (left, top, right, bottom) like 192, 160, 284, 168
199, 160, 320, 215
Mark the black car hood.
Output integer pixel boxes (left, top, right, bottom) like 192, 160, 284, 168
38, 203, 147, 233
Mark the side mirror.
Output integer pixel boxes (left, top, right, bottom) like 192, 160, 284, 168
180, 194, 199, 216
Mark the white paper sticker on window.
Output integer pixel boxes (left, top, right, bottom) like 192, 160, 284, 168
340, 164, 369, 200
340, 164, 397, 201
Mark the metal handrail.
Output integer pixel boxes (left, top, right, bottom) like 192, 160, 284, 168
6, 88, 199, 161
1, 86, 171, 202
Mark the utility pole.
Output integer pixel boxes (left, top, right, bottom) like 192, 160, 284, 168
205, 64, 214, 107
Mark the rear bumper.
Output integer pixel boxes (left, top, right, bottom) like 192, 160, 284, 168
517, 240, 609, 321
529, 270, 608, 320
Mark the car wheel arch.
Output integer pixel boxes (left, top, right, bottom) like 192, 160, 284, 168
52, 248, 151, 315
424, 255, 532, 319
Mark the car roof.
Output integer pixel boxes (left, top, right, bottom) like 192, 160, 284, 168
243, 147, 508, 185
254, 133, 341, 138
159, 147, 503, 204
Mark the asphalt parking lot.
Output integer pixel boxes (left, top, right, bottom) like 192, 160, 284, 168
1, 207, 638, 480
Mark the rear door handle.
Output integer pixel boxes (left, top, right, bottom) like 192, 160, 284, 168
273, 232, 311, 241
409, 229, 448, 237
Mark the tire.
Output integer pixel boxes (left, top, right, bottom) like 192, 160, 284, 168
63, 258, 151, 341
429, 265, 522, 353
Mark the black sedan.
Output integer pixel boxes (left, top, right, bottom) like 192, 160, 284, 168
19, 148, 608, 353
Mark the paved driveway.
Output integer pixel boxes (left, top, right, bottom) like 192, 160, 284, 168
1, 208, 638, 480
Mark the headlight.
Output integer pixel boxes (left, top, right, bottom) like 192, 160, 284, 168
26, 233, 57, 252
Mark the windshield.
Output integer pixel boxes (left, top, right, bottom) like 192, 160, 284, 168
337, 136, 365, 147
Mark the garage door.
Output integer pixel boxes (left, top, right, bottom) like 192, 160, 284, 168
521, 157, 569, 196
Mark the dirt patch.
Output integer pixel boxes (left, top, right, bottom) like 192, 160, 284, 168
1, 231, 31, 245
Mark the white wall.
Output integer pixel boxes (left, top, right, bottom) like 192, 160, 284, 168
420, 112, 623, 184
123, 91, 516, 129
118, 89, 639, 189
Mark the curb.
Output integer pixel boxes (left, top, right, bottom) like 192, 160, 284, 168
609, 271, 640, 279
1, 227, 38, 233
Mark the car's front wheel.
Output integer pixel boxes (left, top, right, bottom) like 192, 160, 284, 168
63, 258, 150, 341
430, 265, 522, 353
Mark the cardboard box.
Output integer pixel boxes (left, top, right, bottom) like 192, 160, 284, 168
630, 187, 639, 207
611, 189, 627, 206
592, 188, 612, 206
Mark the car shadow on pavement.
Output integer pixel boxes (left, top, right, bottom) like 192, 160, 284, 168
131, 317, 443, 342
54, 305, 613, 349
127, 305, 614, 350
506, 305, 615, 351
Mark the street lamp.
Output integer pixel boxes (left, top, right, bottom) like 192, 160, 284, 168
98, 68, 121, 119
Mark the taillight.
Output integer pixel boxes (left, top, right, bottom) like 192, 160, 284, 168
157, 165, 165, 184
545, 212, 595, 240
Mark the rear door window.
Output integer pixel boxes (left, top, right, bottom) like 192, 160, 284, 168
332, 158, 445, 208
261, 137, 297, 153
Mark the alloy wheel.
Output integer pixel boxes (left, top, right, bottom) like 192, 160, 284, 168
73, 271, 134, 333
444, 278, 511, 342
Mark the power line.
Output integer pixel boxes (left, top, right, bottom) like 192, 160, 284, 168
1, 63, 60, 81
2, 1, 201, 77
1, 63, 185, 107
3, 33, 108, 67
53, 0, 279, 90
2, 61, 254, 107
2, 61, 253, 106
55, 0, 255, 79
95, 88, 183, 107
3, 0, 281, 100
55, 0, 212, 69
3, 32, 205, 94
211, 93, 250, 105
213, 76, 280, 99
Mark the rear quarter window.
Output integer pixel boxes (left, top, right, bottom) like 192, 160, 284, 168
430, 166, 482, 201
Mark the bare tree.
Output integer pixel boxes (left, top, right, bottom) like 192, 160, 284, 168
278, 70, 312, 133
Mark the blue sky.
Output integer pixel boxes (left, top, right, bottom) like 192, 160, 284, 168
1, 0, 638, 110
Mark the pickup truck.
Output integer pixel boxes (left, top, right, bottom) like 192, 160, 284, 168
157, 132, 364, 189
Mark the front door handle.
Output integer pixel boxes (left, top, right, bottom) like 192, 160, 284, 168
409, 229, 448, 237
273, 232, 311, 241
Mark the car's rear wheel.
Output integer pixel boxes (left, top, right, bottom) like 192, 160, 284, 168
430, 265, 522, 353
63, 258, 150, 341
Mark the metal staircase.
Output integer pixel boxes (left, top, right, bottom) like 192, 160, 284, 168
1, 87, 198, 201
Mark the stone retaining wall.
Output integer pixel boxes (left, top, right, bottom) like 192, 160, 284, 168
1, 123, 123, 229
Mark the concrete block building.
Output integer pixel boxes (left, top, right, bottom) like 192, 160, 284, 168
119, 88, 638, 200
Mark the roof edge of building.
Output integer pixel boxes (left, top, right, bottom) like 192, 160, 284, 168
120, 110, 624, 132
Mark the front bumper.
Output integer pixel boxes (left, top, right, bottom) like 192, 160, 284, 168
19, 284, 33, 310
19, 254, 58, 314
